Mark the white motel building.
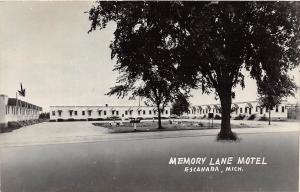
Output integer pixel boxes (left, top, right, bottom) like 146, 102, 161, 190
0, 94, 42, 128
50, 104, 171, 121
49, 100, 297, 122
183, 100, 296, 120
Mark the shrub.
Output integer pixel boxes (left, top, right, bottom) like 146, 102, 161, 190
57, 119, 64, 122
214, 114, 222, 120
259, 115, 268, 121
234, 114, 245, 120
247, 114, 256, 120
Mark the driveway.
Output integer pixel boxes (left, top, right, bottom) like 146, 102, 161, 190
0, 122, 109, 147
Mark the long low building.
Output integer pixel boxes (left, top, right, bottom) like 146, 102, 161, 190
0, 94, 43, 128
50, 105, 171, 121
183, 100, 297, 120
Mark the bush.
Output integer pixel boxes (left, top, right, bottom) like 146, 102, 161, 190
259, 115, 268, 121
234, 114, 245, 120
214, 114, 222, 120
247, 114, 256, 120
57, 119, 64, 122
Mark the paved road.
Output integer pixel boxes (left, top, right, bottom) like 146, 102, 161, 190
0, 121, 299, 192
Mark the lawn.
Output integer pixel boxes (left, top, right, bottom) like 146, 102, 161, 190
92, 120, 261, 133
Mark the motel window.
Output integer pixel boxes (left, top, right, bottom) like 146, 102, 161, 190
240, 108, 243, 113
125, 111, 128, 115
282, 106, 285, 113
161, 110, 164, 115
74, 111, 77, 115
98, 111, 102, 116
88, 110, 92, 116
52, 111, 55, 116
104, 111, 106, 115
276, 106, 279, 112
112, 111, 115, 115
148, 110, 151, 115
256, 107, 258, 112
69, 111, 73, 116
129, 111, 132, 115
260, 108, 263, 114
138, 111, 141, 115
143, 110, 145, 115
166, 110, 168, 114
245, 107, 247, 113
82, 111, 85, 115
58, 111, 62, 117
249, 108, 252, 114
116, 111, 119, 116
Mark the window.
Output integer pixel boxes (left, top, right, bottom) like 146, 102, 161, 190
260, 108, 263, 114
69, 111, 73, 116
256, 107, 258, 112
88, 110, 92, 116
166, 110, 168, 114
104, 111, 106, 115
125, 111, 128, 115
282, 106, 285, 113
245, 107, 247, 113
58, 111, 62, 117
138, 111, 141, 115
249, 108, 252, 114
275, 106, 279, 112
240, 108, 243, 113
74, 111, 77, 115
143, 110, 145, 115
129, 111, 132, 115
52, 111, 55, 116
116, 111, 119, 115
82, 111, 85, 115
112, 111, 115, 115
149, 110, 152, 115
98, 111, 102, 116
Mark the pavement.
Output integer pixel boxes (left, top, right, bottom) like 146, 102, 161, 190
0, 120, 298, 147
0, 120, 299, 192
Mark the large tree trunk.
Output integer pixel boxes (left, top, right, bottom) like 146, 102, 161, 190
268, 109, 271, 125
218, 87, 237, 140
157, 108, 162, 129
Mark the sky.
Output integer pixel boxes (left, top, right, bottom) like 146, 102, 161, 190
0, 2, 299, 112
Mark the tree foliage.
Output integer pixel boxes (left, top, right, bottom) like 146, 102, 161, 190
171, 93, 190, 116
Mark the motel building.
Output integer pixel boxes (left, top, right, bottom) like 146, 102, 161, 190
0, 94, 42, 128
50, 104, 171, 121
183, 100, 296, 120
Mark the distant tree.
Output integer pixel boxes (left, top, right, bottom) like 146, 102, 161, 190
89, 2, 193, 129
171, 93, 190, 116
39, 112, 50, 120
258, 74, 297, 125
88, 2, 300, 139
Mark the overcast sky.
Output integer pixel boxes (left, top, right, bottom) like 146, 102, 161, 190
0, 2, 299, 111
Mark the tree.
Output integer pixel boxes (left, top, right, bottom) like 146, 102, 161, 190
258, 74, 297, 125
88, 2, 300, 139
174, 2, 300, 140
171, 93, 190, 116
89, 2, 193, 129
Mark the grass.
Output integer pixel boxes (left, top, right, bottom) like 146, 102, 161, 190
92, 120, 259, 133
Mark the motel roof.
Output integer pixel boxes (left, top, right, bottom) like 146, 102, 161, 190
7, 98, 42, 111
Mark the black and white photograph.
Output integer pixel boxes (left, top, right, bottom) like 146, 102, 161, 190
0, 1, 299, 192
